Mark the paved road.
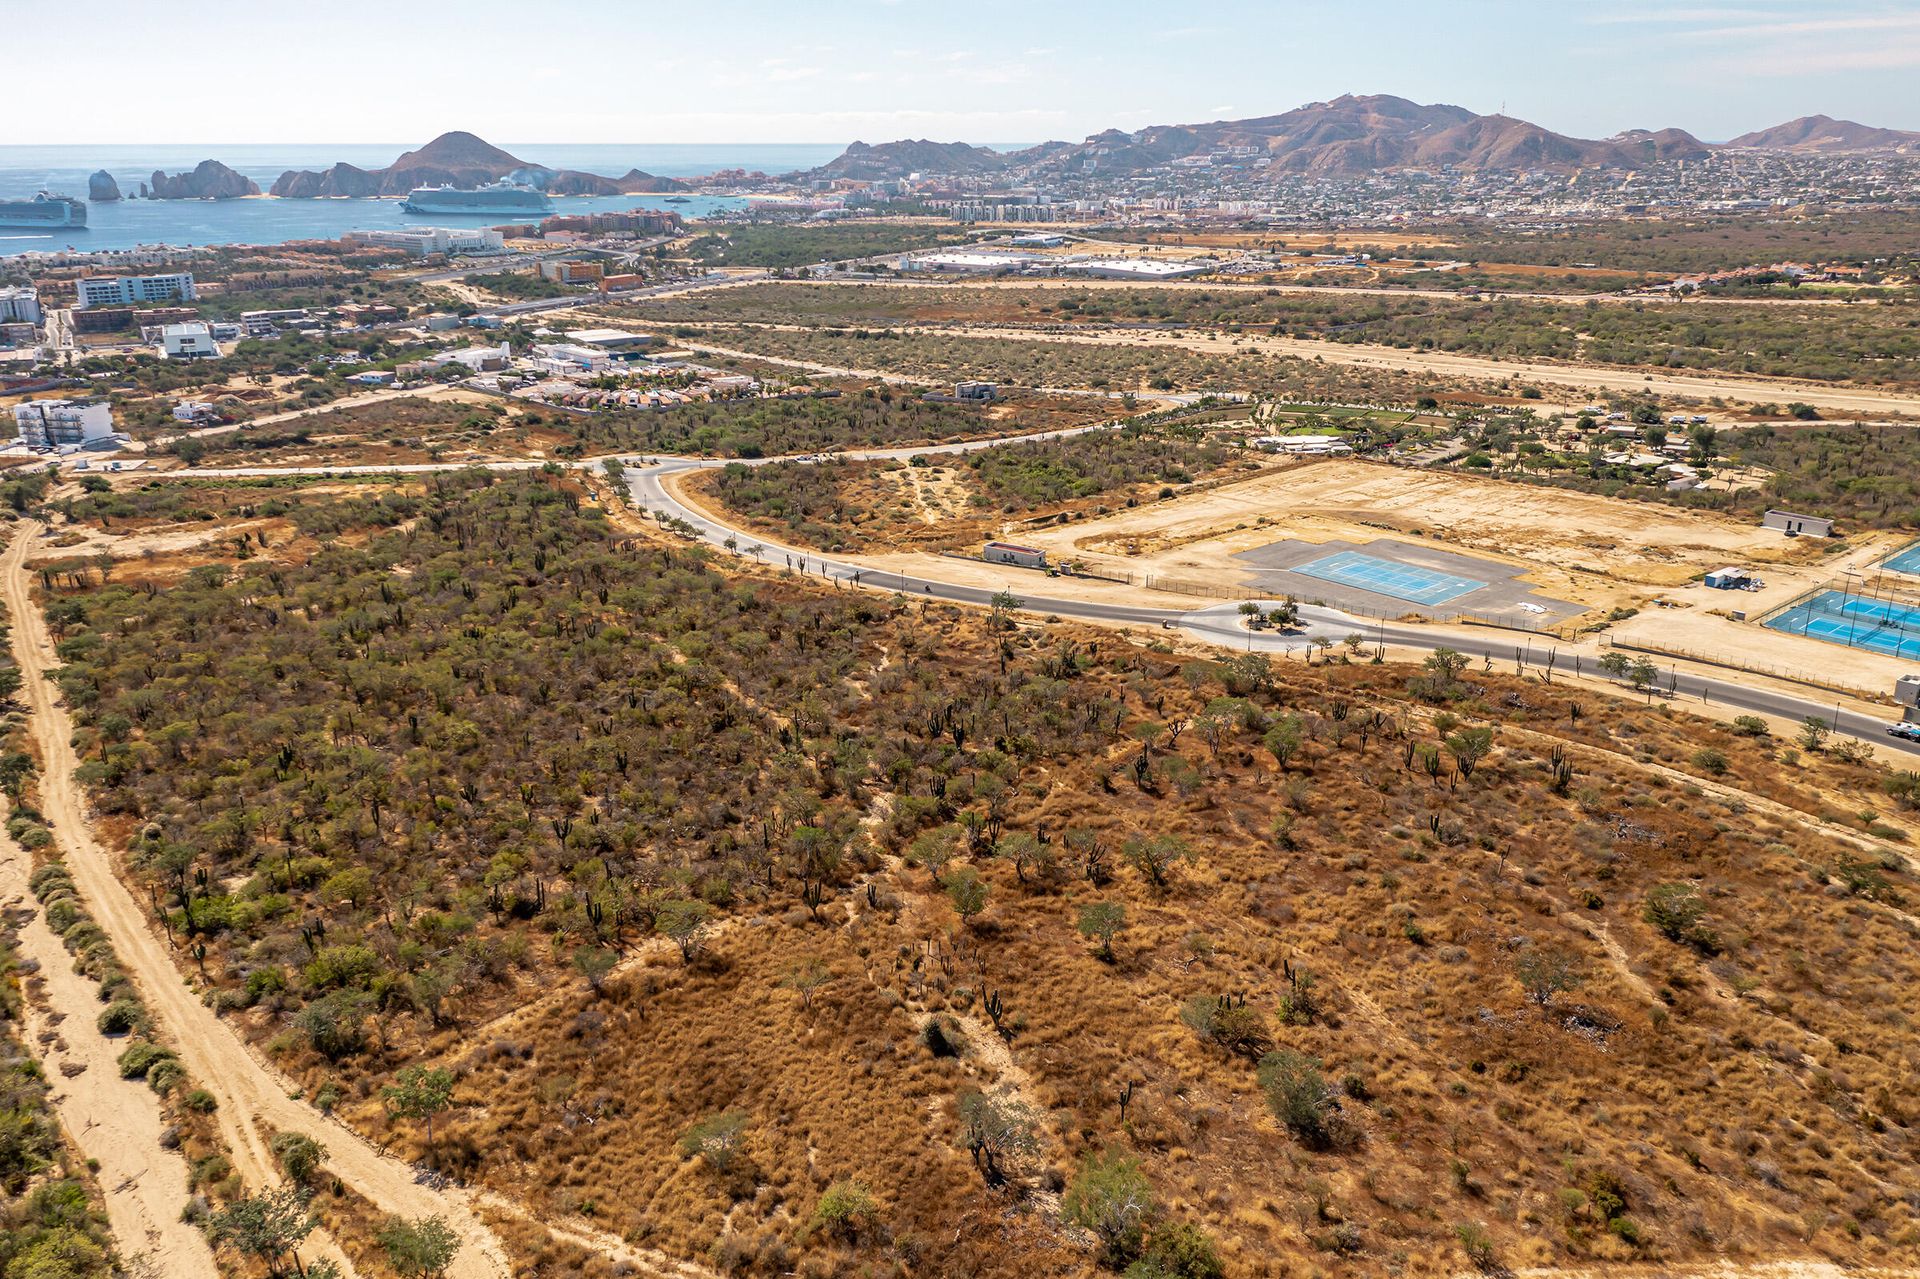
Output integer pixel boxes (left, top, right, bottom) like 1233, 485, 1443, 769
625, 455, 1920, 760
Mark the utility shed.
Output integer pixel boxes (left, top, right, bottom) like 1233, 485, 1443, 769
983, 541, 1047, 569
1703, 566, 1751, 590
1763, 509, 1834, 538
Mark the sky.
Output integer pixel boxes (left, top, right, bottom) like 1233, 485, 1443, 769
11, 0, 1920, 147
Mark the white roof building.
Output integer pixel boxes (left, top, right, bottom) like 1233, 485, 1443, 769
160, 323, 221, 360
1056, 258, 1213, 280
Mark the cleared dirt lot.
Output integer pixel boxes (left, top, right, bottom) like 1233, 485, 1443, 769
1014, 458, 1842, 603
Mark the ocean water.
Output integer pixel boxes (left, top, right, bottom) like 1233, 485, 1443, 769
0, 143, 846, 256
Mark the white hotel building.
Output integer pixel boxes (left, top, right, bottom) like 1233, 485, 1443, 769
74, 272, 198, 310
14, 399, 115, 449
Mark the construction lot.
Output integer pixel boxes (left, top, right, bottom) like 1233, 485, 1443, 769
1012, 458, 1849, 609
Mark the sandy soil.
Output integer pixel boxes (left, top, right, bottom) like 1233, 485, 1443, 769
0, 828, 217, 1277
1, 523, 514, 1279
987, 458, 1854, 612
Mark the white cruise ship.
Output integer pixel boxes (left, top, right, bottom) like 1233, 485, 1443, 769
0, 192, 88, 230
400, 182, 553, 216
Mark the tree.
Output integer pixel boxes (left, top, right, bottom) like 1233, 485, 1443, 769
809, 1178, 879, 1241
571, 945, 617, 994
1122, 833, 1192, 889
956, 1088, 1039, 1186
1063, 1148, 1156, 1267
208, 1187, 317, 1277
1513, 944, 1584, 1011
679, 1110, 749, 1172
377, 1215, 461, 1279
1444, 725, 1495, 781
1264, 715, 1305, 770
1798, 715, 1830, 752
1077, 900, 1127, 961
945, 866, 990, 926
382, 1065, 455, 1155
657, 898, 712, 962
1257, 1050, 1346, 1150
906, 824, 961, 880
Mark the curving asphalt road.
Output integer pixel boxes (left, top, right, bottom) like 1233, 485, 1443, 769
624, 451, 1920, 760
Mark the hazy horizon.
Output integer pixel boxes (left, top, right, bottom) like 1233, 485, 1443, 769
9, 0, 1920, 148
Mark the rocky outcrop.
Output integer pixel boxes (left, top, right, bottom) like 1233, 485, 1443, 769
269, 131, 692, 198
87, 170, 121, 202
269, 163, 381, 198
147, 160, 260, 199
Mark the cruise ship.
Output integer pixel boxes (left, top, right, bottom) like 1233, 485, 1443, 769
0, 192, 87, 230
400, 182, 553, 216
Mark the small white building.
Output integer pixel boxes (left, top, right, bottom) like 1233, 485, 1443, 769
1253, 434, 1353, 456
160, 322, 221, 360
983, 541, 1048, 569
425, 343, 511, 374
531, 342, 613, 373
1763, 509, 1833, 538
14, 399, 114, 449
172, 401, 221, 423
75, 272, 196, 310
1703, 566, 1752, 590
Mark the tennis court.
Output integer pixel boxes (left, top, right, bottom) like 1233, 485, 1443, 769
1881, 540, 1920, 577
1764, 589, 1920, 660
1293, 550, 1486, 607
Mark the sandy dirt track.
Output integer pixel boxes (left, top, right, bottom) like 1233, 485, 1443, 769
936, 322, 1920, 417
1, 524, 511, 1279
693, 318, 1920, 418
0, 827, 217, 1276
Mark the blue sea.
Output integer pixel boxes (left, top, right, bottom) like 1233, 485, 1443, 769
0, 143, 848, 256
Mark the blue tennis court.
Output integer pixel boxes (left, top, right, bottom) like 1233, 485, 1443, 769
1882, 540, 1920, 577
1765, 589, 1920, 660
1293, 550, 1485, 606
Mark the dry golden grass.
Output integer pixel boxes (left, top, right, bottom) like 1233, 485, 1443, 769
46, 491, 1920, 1279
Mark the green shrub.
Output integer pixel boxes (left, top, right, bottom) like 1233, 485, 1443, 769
117, 1041, 175, 1079
97, 1000, 144, 1036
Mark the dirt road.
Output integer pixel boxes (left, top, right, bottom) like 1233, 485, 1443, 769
0, 828, 217, 1276
0, 523, 511, 1279
693, 319, 1920, 419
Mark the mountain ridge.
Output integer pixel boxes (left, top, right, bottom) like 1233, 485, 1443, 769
798, 94, 1912, 180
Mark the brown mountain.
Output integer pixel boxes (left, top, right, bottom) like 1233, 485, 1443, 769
805, 139, 1014, 182
268, 132, 687, 198
1726, 115, 1920, 152
811, 95, 1721, 181
147, 159, 260, 199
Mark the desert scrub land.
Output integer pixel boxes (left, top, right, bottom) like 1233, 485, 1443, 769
533, 385, 1130, 459
642, 282, 1920, 386
694, 422, 1251, 553
663, 324, 1355, 398
26, 465, 1920, 1278
0, 932, 116, 1279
